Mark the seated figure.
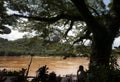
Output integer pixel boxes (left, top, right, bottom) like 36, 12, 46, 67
77, 65, 87, 82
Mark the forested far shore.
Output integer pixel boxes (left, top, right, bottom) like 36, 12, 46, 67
0, 37, 87, 57
0, 37, 120, 57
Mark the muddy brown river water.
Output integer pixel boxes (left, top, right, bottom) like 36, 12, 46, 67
0, 56, 119, 76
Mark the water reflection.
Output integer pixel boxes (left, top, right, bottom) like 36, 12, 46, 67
0, 56, 88, 76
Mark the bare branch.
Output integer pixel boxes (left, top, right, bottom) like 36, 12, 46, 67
88, 6, 100, 16
64, 20, 74, 37
73, 30, 91, 44
73, 36, 91, 44
64, 20, 70, 26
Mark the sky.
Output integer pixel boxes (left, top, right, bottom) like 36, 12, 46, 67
113, 37, 120, 47
0, 30, 27, 40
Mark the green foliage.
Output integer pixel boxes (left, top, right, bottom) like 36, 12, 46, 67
1, 0, 114, 47
0, 0, 119, 44
0, 37, 75, 56
0, 0, 87, 46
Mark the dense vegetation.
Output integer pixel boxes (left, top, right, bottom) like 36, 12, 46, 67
0, 37, 91, 56
0, 37, 119, 58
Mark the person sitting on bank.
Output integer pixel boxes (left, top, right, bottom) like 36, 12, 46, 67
77, 65, 87, 82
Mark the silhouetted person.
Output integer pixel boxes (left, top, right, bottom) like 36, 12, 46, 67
48, 72, 56, 82
77, 65, 87, 82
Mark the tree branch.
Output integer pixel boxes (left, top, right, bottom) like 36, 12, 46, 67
13, 13, 83, 23
0, 26, 11, 34
111, 0, 120, 17
109, 0, 120, 37
88, 6, 100, 16
73, 30, 91, 44
64, 20, 74, 37
71, 0, 104, 34
64, 20, 70, 26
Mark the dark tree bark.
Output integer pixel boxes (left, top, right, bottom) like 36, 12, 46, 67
90, 32, 113, 67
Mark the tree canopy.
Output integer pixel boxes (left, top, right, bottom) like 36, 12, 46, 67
0, 0, 119, 57
0, 0, 119, 44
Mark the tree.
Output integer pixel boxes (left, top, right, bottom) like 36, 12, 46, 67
71, 0, 120, 65
1, 0, 120, 81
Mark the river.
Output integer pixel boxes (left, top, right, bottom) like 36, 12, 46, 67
0, 56, 119, 76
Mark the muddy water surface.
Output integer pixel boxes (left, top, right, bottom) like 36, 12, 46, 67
0, 56, 108, 76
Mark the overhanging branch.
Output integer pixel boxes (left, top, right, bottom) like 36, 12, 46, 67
13, 13, 83, 23
88, 6, 100, 16
64, 20, 74, 37
73, 36, 91, 44
71, 0, 105, 34
73, 30, 92, 44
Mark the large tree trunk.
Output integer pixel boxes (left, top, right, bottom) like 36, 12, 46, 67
90, 36, 113, 67
88, 31, 114, 82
